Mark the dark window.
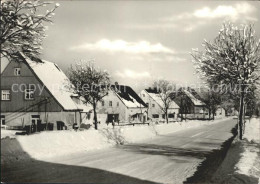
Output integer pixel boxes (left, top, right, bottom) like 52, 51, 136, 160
86, 113, 91, 120
109, 101, 112, 107
14, 68, 21, 76
168, 113, 175, 118
117, 102, 119, 106
1, 115, 5, 125
146, 103, 149, 107
152, 114, 159, 118
162, 114, 165, 119
152, 104, 155, 107
25, 86, 35, 100
102, 101, 105, 106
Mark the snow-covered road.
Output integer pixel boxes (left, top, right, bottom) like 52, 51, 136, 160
1, 119, 237, 183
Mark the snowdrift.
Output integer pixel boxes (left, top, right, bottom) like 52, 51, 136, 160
243, 118, 260, 143
235, 118, 260, 178
1, 117, 232, 160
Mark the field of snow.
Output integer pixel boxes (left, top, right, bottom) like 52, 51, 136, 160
1, 117, 232, 160
1, 130, 23, 139
243, 118, 260, 143
235, 118, 260, 181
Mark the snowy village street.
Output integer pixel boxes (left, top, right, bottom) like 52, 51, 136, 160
1, 119, 237, 183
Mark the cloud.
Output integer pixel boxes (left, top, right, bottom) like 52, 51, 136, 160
70, 39, 174, 54
130, 54, 187, 63
164, 3, 256, 21
157, 2, 257, 32
193, 3, 256, 20
115, 69, 151, 79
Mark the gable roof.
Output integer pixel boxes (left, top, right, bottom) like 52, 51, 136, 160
183, 89, 205, 106
21, 54, 86, 111
144, 89, 179, 109
112, 85, 147, 108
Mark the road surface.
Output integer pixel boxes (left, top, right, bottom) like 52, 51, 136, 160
2, 119, 237, 183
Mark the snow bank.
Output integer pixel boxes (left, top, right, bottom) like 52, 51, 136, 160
16, 130, 115, 160
100, 117, 233, 144
115, 125, 156, 143
244, 118, 260, 143
235, 144, 258, 176
235, 118, 260, 180
6, 117, 231, 160
1, 130, 23, 139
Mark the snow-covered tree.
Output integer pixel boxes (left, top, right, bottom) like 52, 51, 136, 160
0, 0, 59, 61
68, 62, 110, 130
192, 23, 260, 140
153, 80, 176, 124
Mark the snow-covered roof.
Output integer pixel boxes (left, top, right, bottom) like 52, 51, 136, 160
71, 96, 93, 112
21, 54, 87, 111
183, 90, 205, 106
112, 85, 147, 108
145, 90, 179, 109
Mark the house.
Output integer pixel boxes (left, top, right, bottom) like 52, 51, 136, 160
0, 54, 91, 131
214, 106, 225, 119
175, 88, 208, 119
92, 84, 148, 125
139, 88, 179, 122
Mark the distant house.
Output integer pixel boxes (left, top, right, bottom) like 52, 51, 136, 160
93, 85, 148, 125
175, 88, 208, 119
214, 106, 225, 119
0, 54, 91, 131
140, 88, 179, 122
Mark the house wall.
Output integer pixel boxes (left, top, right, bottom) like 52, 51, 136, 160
96, 91, 127, 123
215, 108, 225, 119
1, 111, 79, 130
1, 61, 63, 113
194, 106, 207, 114
140, 90, 163, 119
93, 91, 148, 124
140, 90, 179, 122
1, 61, 81, 129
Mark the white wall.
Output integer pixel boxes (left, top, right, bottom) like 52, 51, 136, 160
2, 111, 78, 130
140, 90, 179, 122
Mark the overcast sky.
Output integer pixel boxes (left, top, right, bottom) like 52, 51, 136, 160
5, 1, 260, 92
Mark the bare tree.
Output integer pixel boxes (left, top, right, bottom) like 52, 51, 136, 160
200, 85, 222, 120
0, 0, 59, 61
153, 80, 175, 124
68, 62, 110, 130
192, 23, 260, 140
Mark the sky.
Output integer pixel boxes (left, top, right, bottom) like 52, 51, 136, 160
2, 1, 260, 92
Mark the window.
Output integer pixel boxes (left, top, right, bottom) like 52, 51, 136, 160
86, 113, 91, 120
168, 113, 175, 118
25, 86, 35, 100
152, 104, 155, 107
146, 103, 149, 107
109, 101, 112, 107
14, 68, 21, 76
117, 102, 119, 107
101, 101, 105, 106
142, 94, 145, 97
31, 115, 40, 126
1, 90, 10, 101
162, 114, 165, 119
0, 115, 5, 126
152, 114, 159, 118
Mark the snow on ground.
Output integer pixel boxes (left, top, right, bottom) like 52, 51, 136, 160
15, 130, 115, 160
235, 118, 260, 181
243, 118, 260, 143
1, 130, 23, 139
2, 117, 232, 160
